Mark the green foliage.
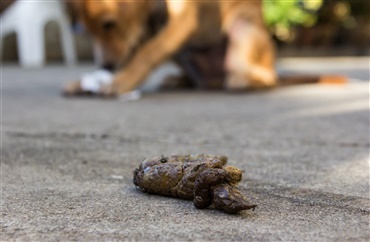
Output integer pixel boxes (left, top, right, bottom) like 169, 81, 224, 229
263, 0, 323, 28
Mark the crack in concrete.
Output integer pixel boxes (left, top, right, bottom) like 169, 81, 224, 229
5, 130, 370, 148
299, 140, 370, 148
4, 130, 150, 144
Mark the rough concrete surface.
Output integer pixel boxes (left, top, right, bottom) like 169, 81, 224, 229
1, 58, 369, 241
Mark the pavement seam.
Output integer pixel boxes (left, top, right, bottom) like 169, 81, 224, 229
4, 130, 370, 149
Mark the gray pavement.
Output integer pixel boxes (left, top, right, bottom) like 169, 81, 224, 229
1, 58, 370, 241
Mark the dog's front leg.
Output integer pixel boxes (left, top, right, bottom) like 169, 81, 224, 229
103, 4, 198, 96
221, 2, 277, 90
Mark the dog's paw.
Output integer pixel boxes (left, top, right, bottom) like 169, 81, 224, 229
62, 80, 85, 96
62, 81, 118, 98
62, 70, 118, 98
225, 70, 277, 91
225, 73, 250, 91
99, 84, 119, 98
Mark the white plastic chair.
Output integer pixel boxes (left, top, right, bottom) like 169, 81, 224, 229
0, 0, 76, 67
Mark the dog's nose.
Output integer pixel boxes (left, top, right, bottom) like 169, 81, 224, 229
102, 19, 117, 31
101, 63, 115, 72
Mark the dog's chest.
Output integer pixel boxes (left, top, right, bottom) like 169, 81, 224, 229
189, 3, 224, 47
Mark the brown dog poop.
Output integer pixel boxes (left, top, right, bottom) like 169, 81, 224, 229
175, 40, 227, 90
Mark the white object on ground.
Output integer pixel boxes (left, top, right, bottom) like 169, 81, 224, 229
79, 61, 181, 101
80, 69, 114, 93
0, 0, 76, 67
80, 69, 142, 102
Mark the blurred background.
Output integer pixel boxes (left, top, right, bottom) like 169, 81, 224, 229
1, 0, 369, 65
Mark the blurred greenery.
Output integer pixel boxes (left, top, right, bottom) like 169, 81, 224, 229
263, 0, 323, 28
262, 0, 368, 54
263, 0, 323, 41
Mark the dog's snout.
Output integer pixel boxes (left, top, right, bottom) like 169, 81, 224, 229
102, 19, 116, 31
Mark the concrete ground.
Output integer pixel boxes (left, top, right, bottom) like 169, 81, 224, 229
1, 58, 369, 241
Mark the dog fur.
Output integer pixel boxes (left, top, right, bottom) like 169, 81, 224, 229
64, 0, 278, 96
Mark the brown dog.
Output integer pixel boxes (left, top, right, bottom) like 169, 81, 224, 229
64, 0, 278, 96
